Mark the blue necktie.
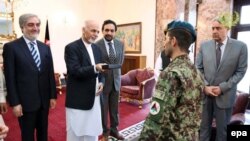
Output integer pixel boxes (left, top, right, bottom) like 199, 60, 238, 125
108, 42, 116, 63
30, 42, 41, 71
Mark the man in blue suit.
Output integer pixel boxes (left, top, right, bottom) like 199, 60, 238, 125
3, 13, 57, 141
197, 19, 248, 141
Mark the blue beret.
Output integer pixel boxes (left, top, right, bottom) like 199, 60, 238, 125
164, 20, 196, 43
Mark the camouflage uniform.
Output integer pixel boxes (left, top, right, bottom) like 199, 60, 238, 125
139, 55, 204, 141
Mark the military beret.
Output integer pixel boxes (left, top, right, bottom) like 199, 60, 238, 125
164, 20, 196, 43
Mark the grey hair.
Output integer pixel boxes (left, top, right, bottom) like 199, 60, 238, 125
19, 13, 41, 28
213, 17, 231, 29
213, 18, 222, 24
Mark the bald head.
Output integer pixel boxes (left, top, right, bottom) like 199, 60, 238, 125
84, 20, 98, 28
82, 20, 100, 44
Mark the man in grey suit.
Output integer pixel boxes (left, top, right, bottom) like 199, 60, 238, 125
95, 19, 124, 141
197, 19, 248, 141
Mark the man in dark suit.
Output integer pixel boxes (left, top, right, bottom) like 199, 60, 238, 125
3, 13, 57, 141
197, 19, 248, 141
64, 20, 105, 141
95, 19, 124, 141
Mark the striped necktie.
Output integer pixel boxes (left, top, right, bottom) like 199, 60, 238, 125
30, 42, 41, 71
108, 42, 116, 63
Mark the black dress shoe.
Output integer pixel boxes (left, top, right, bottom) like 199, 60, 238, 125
110, 132, 125, 140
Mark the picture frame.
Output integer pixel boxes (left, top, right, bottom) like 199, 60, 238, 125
115, 22, 141, 53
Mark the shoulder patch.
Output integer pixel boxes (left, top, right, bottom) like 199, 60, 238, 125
150, 101, 160, 115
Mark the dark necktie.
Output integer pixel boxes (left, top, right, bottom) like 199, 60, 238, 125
30, 42, 41, 71
108, 42, 116, 63
216, 42, 223, 68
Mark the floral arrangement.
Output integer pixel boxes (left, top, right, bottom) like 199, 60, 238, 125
218, 11, 240, 29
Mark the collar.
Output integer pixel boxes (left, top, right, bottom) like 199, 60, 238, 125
23, 36, 37, 45
81, 38, 92, 48
222, 37, 228, 45
216, 37, 228, 45
104, 38, 114, 45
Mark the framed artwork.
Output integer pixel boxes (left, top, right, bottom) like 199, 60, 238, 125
115, 22, 141, 53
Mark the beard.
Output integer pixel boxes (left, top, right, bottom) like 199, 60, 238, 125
88, 38, 95, 44
83, 34, 96, 44
24, 33, 39, 41
164, 43, 173, 58
104, 34, 113, 42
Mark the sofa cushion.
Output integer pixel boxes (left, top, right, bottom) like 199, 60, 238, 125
232, 93, 249, 115
136, 69, 153, 84
121, 86, 139, 95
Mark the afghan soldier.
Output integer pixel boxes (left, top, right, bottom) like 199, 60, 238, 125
139, 20, 204, 141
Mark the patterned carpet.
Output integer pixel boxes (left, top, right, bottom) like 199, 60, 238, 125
2, 92, 150, 141
119, 120, 144, 141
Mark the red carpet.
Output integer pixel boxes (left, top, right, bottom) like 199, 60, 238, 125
2, 92, 150, 141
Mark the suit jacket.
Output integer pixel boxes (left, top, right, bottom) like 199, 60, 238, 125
3, 37, 57, 112
196, 38, 248, 108
64, 38, 104, 110
95, 38, 124, 92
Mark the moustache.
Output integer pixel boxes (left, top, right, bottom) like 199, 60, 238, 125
105, 35, 113, 41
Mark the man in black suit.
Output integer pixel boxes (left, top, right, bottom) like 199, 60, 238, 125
64, 20, 105, 141
3, 13, 57, 141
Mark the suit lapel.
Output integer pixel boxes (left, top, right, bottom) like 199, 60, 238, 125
114, 39, 120, 57
207, 40, 218, 71
100, 39, 110, 63
19, 37, 38, 69
218, 38, 232, 70
92, 44, 99, 64
77, 39, 92, 65
37, 42, 46, 71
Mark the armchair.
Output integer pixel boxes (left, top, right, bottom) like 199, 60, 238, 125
54, 73, 62, 95
120, 68, 156, 108
210, 92, 249, 141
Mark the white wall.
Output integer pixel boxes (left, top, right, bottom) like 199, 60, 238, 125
102, 0, 156, 68
13, 0, 156, 74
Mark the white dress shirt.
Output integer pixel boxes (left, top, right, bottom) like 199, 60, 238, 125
23, 36, 41, 62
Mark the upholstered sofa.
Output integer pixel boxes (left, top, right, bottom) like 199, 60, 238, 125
120, 68, 156, 108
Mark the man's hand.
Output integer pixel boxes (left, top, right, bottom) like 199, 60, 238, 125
212, 86, 222, 96
50, 99, 56, 109
96, 63, 107, 72
204, 86, 217, 96
0, 103, 8, 114
96, 83, 103, 96
0, 124, 9, 139
13, 104, 23, 117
